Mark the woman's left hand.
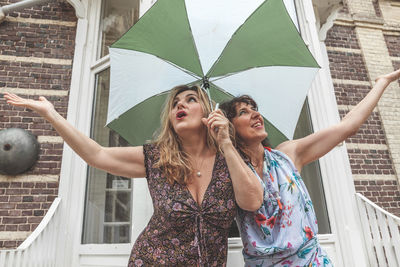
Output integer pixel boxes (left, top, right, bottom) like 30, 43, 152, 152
202, 109, 232, 147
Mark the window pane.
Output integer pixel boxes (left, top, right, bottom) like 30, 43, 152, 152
293, 99, 331, 234
98, 0, 141, 58
82, 68, 133, 244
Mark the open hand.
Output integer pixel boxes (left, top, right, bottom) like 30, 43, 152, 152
375, 68, 400, 84
3, 92, 55, 119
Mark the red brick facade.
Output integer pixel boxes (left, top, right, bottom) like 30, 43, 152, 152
324, 2, 400, 217
0, 0, 76, 248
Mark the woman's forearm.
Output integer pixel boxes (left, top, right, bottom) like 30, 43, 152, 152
221, 141, 263, 211
342, 77, 390, 135
45, 109, 103, 167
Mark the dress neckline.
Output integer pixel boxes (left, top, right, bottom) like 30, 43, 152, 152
184, 152, 218, 209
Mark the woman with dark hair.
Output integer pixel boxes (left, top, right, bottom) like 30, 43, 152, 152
3, 84, 262, 266
219, 69, 400, 266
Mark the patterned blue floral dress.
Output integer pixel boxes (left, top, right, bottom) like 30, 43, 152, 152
236, 147, 333, 267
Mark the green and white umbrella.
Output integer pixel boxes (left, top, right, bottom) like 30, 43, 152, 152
107, 0, 319, 147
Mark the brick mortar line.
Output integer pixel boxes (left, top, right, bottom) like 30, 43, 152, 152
0, 175, 59, 182
391, 57, 400, 62
326, 46, 362, 54
0, 232, 31, 240
6, 16, 76, 27
0, 55, 72, 65
0, 88, 68, 96
352, 174, 397, 181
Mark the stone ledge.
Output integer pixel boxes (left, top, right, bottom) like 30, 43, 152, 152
0, 231, 30, 240
0, 55, 72, 65
5, 16, 76, 27
332, 79, 371, 86
0, 88, 69, 96
326, 46, 362, 54
346, 143, 388, 151
0, 175, 59, 182
37, 136, 64, 144
353, 174, 397, 181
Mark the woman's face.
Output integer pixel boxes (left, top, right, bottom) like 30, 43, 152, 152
232, 102, 268, 144
169, 90, 205, 135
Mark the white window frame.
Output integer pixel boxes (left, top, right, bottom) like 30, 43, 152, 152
295, 0, 368, 266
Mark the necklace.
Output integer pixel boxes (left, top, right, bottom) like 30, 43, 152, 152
195, 155, 206, 177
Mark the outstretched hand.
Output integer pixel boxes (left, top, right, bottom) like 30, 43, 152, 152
3, 92, 55, 119
375, 68, 400, 84
202, 109, 232, 147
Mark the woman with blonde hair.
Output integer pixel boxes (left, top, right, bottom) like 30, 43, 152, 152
219, 69, 400, 266
3, 84, 263, 266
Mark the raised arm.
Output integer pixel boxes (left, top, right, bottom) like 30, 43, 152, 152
3, 93, 146, 178
278, 68, 400, 172
204, 109, 263, 211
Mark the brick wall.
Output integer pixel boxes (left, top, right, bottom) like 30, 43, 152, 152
0, 0, 76, 248
385, 34, 400, 87
325, 1, 400, 217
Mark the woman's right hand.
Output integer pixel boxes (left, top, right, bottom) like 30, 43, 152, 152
202, 109, 232, 148
3, 92, 55, 120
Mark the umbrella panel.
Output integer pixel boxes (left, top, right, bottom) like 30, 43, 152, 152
107, 92, 169, 146
111, 0, 203, 76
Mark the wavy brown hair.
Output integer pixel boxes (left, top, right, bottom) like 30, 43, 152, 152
154, 85, 216, 185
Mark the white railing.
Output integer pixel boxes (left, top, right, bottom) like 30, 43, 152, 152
0, 197, 61, 267
356, 193, 400, 267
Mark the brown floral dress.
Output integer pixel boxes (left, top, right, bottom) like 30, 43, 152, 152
128, 144, 237, 266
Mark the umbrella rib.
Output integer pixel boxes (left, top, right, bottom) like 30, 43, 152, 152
156, 56, 201, 80
182, 0, 205, 77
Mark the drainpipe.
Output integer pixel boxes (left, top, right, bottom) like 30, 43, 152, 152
0, 0, 50, 23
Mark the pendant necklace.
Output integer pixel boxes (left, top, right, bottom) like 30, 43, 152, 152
195, 155, 206, 177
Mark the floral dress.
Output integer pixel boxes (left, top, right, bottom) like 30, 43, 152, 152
128, 143, 236, 266
236, 147, 333, 267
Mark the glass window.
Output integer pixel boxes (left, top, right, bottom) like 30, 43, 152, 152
293, 99, 331, 234
82, 68, 133, 244
82, 0, 142, 244
98, 0, 140, 58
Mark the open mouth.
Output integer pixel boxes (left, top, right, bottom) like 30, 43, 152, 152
252, 120, 263, 128
176, 110, 187, 119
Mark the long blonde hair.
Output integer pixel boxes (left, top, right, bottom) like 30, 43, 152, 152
154, 85, 216, 185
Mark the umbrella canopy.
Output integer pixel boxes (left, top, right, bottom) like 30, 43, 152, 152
107, 0, 319, 147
